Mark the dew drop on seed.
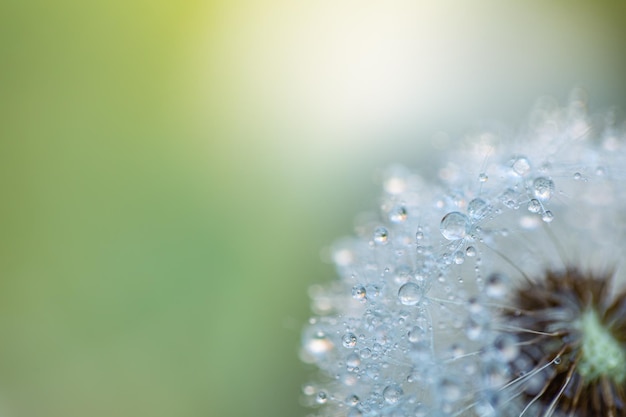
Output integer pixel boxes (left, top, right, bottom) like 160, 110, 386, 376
373, 227, 389, 244
346, 394, 359, 407
440, 212, 470, 240
398, 282, 423, 306
453, 251, 465, 265
352, 285, 366, 300
533, 177, 554, 201
466, 246, 476, 257
415, 230, 424, 240
408, 325, 427, 343
494, 334, 520, 362
383, 384, 403, 404
478, 173, 488, 182
485, 273, 508, 298
574, 172, 582, 180
542, 210, 554, 223
316, 391, 328, 404
389, 205, 408, 223
439, 378, 462, 402
512, 156, 531, 176
360, 348, 371, 359
527, 198, 541, 213
394, 265, 412, 284
468, 198, 489, 220
346, 353, 360, 368
465, 317, 485, 340
342, 333, 357, 348
304, 330, 334, 356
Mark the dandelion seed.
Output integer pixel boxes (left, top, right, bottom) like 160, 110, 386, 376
302, 92, 626, 416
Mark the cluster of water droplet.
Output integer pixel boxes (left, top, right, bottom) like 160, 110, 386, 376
301, 93, 626, 417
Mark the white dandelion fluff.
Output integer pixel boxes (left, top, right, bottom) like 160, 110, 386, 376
301, 91, 626, 417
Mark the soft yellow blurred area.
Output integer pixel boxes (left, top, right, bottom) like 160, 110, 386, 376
1, 1, 625, 417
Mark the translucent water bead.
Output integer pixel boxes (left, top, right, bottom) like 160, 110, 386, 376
398, 282, 423, 306
440, 212, 470, 240
512, 156, 531, 176
373, 227, 389, 244
533, 177, 554, 201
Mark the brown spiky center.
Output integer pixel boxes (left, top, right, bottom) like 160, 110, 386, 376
502, 268, 626, 416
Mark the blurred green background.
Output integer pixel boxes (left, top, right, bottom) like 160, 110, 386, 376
1, 1, 625, 416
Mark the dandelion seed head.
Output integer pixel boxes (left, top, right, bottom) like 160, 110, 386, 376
302, 93, 626, 416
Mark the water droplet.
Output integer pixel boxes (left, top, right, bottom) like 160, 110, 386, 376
512, 156, 531, 176
485, 273, 508, 298
415, 230, 424, 240
383, 384, 403, 404
440, 212, 470, 240
466, 246, 476, 257
360, 348, 371, 359
468, 198, 489, 220
316, 391, 328, 404
439, 378, 462, 402
408, 325, 427, 343
398, 282, 423, 306
345, 394, 359, 407
304, 330, 334, 357
573, 172, 582, 180
389, 205, 408, 223
494, 334, 519, 362
346, 353, 361, 368
542, 210, 554, 223
453, 251, 465, 265
373, 227, 389, 244
527, 198, 542, 213
342, 333, 357, 348
352, 285, 366, 300
501, 188, 519, 209
553, 357, 561, 365
394, 265, 412, 284
533, 177, 554, 201
478, 173, 488, 182
465, 317, 485, 341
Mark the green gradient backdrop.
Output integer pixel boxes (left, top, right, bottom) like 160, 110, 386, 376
1, 1, 626, 417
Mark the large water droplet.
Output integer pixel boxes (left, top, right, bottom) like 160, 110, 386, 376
512, 156, 531, 176
398, 282, 423, 305
533, 177, 554, 201
383, 384, 403, 404
440, 212, 470, 240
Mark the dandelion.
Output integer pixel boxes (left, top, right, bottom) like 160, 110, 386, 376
301, 91, 626, 417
